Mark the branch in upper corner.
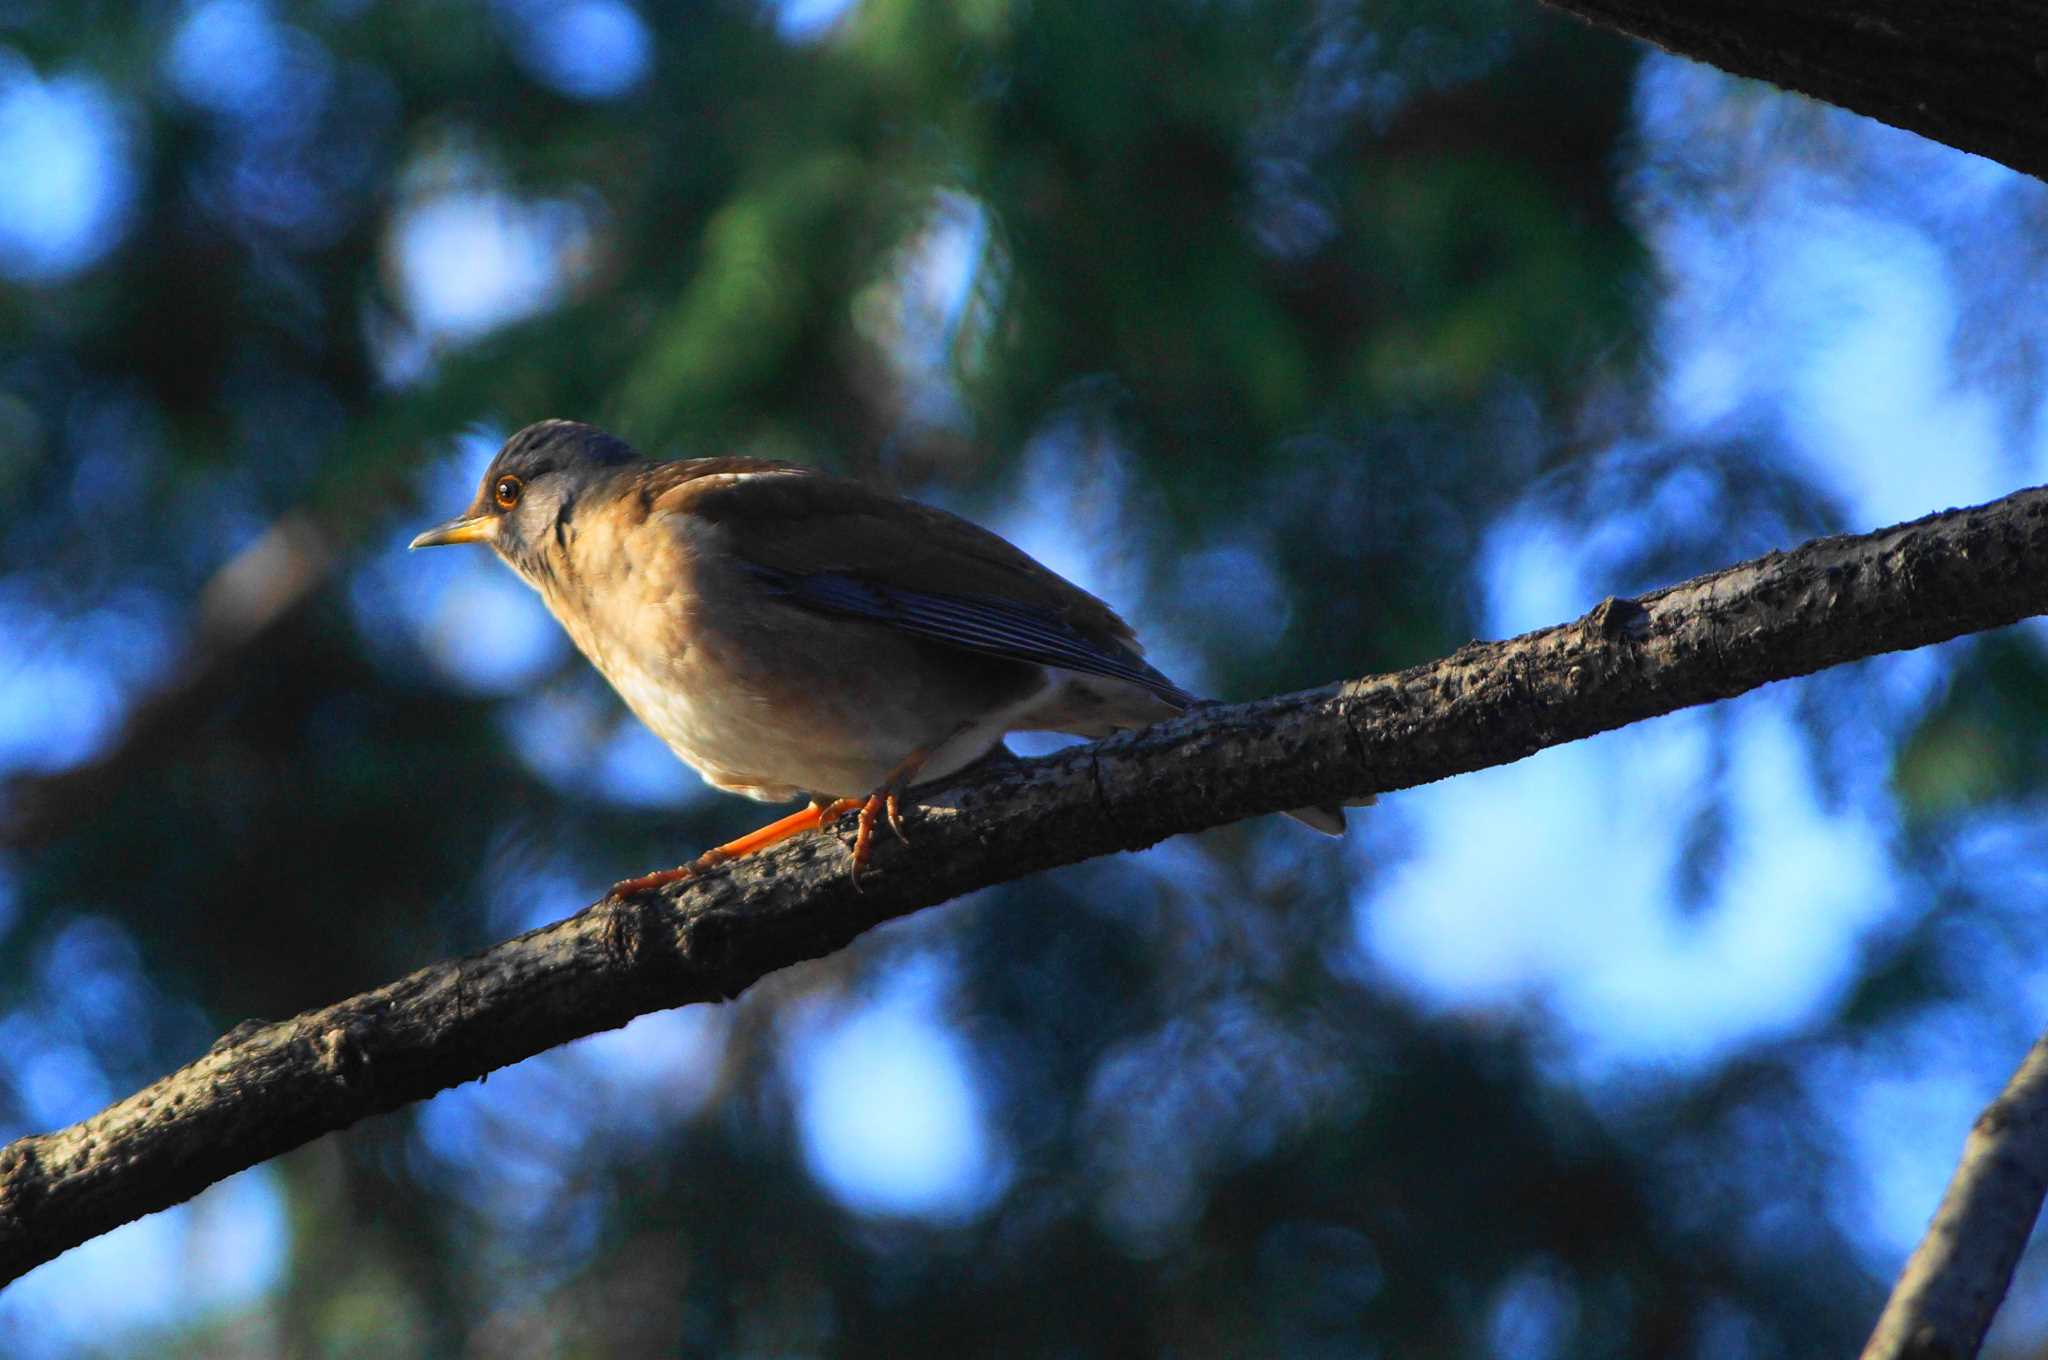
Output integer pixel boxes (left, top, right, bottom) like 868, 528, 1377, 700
1539, 0, 2048, 183
5, 483, 2048, 1285
1859, 1033, 2048, 1360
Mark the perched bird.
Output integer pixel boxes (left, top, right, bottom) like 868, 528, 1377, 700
411, 420, 1347, 893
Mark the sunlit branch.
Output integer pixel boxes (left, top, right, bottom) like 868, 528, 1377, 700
4, 483, 2048, 1286
1859, 1031, 2048, 1360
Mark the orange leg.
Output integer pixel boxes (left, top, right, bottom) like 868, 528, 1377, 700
834, 741, 941, 890
609, 802, 834, 898
610, 744, 940, 899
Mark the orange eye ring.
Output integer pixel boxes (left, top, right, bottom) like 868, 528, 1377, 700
493, 475, 523, 510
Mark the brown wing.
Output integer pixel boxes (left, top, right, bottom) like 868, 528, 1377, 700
658, 462, 1135, 642
652, 459, 1192, 705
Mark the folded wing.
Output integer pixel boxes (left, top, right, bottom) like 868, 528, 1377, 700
741, 562, 1196, 709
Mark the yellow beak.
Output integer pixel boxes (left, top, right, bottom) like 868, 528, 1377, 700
408, 515, 495, 550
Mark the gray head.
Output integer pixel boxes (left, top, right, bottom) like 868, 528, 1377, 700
409, 420, 639, 579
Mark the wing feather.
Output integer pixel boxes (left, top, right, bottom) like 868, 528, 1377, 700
653, 460, 1195, 709
742, 562, 1195, 710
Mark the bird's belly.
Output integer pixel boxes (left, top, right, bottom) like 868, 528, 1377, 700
594, 646, 1000, 803
595, 652, 845, 801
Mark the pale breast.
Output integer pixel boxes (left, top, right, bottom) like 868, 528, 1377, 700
530, 510, 806, 800
527, 504, 1000, 802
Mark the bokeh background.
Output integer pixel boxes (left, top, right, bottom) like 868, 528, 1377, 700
3, 1, 2048, 1355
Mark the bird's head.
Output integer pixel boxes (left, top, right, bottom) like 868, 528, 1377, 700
409, 420, 639, 574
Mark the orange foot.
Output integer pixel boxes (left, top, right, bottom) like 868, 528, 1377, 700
815, 787, 915, 892
608, 776, 920, 900
608, 804, 817, 898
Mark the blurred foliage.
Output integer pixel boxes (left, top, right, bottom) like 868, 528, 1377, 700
1895, 635, 2048, 819
1, 0, 2041, 1356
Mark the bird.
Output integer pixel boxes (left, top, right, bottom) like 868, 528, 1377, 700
410, 420, 1350, 894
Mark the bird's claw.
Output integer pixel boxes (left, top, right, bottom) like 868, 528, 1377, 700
613, 782, 916, 901
823, 790, 912, 893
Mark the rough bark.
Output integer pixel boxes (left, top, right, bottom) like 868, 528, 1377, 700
1540, 0, 2048, 182
5, 484, 2048, 1286
1861, 1032, 2048, 1360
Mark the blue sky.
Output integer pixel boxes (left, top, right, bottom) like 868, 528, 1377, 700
1, 5, 2044, 1352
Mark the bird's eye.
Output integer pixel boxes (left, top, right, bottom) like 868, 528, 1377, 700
493, 475, 523, 510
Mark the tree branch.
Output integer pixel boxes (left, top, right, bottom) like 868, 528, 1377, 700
1539, 0, 2048, 182
1860, 1031, 2048, 1360
6, 485, 2048, 1285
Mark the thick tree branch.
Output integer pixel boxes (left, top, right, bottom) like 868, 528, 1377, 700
6, 485, 2048, 1285
1860, 1031, 2048, 1360
1540, 0, 2048, 182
